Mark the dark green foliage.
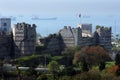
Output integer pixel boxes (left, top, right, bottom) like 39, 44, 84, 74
22, 67, 37, 76
59, 56, 73, 67
99, 61, 106, 71
115, 53, 120, 65
47, 74, 54, 80
60, 76, 73, 80
51, 55, 73, 67
65, 66, 76, 76
58, 70, 66, 77
96, 25, 101, 29
37, 74, 48, 80
81, 58, 89, 72
101, 73, 114, 80
36, 45, 46, 54
115, 65, 120, 76
48, 61, 59, 80
13, 55, 51, 67
77, 70, 101, 80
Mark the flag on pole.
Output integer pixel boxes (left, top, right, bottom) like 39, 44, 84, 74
79, 14, 81, 18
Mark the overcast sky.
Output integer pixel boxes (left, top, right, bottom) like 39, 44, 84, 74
0, 0, 120, 16
0, 0, 120, 35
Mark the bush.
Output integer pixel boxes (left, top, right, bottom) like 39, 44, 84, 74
101, 73, 114, 80
65, 67, 76, 76
76, 70, 101, 80
99, 61, 106, 71
47, 74, 54, 80
37, 74, 48, 80
112, 77, 120, 80
13, 55, 51, 67
115, 53, 120, 65
73, 46, 109, 66
59, 76, 72, 80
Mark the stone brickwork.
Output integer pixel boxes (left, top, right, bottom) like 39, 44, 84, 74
59, 26, 93, 48
96, 27, 112, 51
0, 35, 14, 59
59, 26, 111, 51
40, 26, 111, 53
59, 26, 82, 47
0, 18, 14, 59
46, 34, 63, 54
78, 24, 92, 37
13, 23, 36, 56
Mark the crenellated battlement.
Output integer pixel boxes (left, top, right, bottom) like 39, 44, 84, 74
13, 22, 36, 56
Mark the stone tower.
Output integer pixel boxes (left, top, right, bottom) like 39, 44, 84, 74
96, 27, 112, 51
59, 26, 75, 47
78, 24, 92, 37
13, 22, 36, 56
0, 18, 11, 34
59, 26, 82, 47
75, 27, 82, 46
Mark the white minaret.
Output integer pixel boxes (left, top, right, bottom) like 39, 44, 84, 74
0, 18, 11, 34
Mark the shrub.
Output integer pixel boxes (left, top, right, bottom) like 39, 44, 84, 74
115, 53, 120, 65
112, 77, 120, 80
101, 73, 114, 80
108, 65, 119, 74
47, 74, 54, 80
59, 76, 72, 80
37, 74, 48, 80
75, 70, 101, 80
107, 64, 120, 76
73, 46, 109, 66
99, 61, 106, 71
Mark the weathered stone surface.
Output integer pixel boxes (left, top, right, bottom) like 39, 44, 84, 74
40, 26, 111, 54
13, 22, 36, 56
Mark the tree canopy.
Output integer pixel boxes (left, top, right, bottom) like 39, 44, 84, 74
73, 46, 110, 65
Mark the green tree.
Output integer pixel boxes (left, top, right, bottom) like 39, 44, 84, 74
73, 46, 109, 67
96, 25, 101, 29
81, 58, 89, 72
48, 61, 59, 80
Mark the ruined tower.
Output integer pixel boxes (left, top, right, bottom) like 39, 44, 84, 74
96, 27, 112, 51
13, 23, 36, 56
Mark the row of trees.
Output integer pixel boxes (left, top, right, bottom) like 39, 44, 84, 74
0, 45, 116, 80
46, 45, 111, 80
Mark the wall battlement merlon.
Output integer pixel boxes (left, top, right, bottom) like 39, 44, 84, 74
97, 26, 111, 31
15, 22, 36, 29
